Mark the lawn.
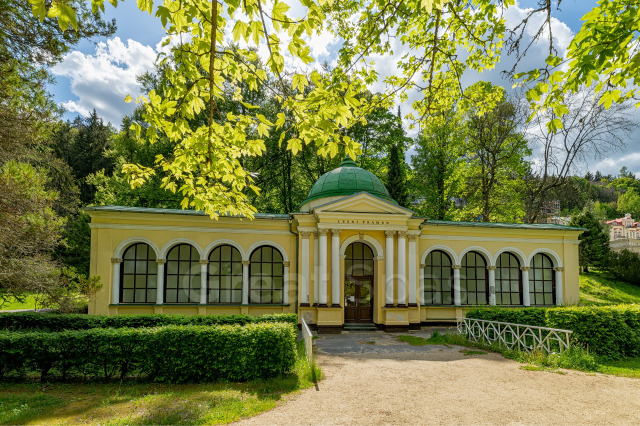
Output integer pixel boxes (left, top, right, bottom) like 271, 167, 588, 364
0, 341, 319, 425
0, 293, 54, 311
579, 271, 640, 305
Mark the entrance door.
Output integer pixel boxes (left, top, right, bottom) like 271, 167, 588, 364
344, 276, 374, 323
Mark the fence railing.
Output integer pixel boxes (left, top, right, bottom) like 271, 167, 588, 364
457, 317, 572, 354
301, 318, 313, 364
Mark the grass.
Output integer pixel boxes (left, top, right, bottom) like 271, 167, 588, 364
0, 340, 321, 425
460, 350, 487, 356
598, 358, 640, 379
579, 271, 640, 305
0, 293, 55, 311
397, 331, 452, 347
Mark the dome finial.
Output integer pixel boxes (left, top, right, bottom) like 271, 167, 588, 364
340, 156, 358, 168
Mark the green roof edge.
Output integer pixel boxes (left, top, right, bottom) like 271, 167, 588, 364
82, 205, 290, 219
423, 219, 586, 231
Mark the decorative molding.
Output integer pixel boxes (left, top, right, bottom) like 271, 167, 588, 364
283, 261, 290, 267
245, 240, 289, 262
300, 231, 311, 238
317, 228, 329, 236
520, 266, 530, 271
486, 266, 496, 271
110, 257, 122, 263
91, 223, 292, 235
156, 259, 167, 264
242, 260, 250, 266
408, 234, 418, 241
420, 234, 580, 245
397, 230, 408, 238
554, 267, 564, 272
159, 238, 203, 259
359, 232, 364, 240
330, 228, 341, 236
202, 239, 245, 261
384, 230, 396, 238
420, 263, 425, 269
452, 265, 462, 270
199, 260, 209, 265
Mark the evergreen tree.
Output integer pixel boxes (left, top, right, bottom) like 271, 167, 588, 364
569, 211, 610, 272
584, 171, 594, 181
386, 143, 408, 207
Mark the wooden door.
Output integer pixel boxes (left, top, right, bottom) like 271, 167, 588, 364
344, 275, 374, 323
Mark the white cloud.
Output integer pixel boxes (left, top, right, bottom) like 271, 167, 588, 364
52, 37, 158, 126
590, 152, 640, 178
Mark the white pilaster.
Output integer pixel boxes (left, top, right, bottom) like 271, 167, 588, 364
331, 229, 341, 306
313, 232, 319, 305
111, 258, 122, 304
156, 259, 165, 305
419, 263, 425, 305
521, 266, 531, 307
242, 260, 250, 305
200, 260, 208, 305
283, 261, 290, 305
300, 231, 310, 305
385, 231, 395, 306
554, 267, 564, 305
408, 234, 418, 305
453, 265, 461, 306
397, 231, 407, 306
319, 229, 328, 306
487, 266, 496, 306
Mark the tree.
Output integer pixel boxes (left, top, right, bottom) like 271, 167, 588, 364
584, 171, 593, 181
617, 190, 640, 219
569, 211, 610, 273
386, 143, 408, 207
523, 90, 636, 223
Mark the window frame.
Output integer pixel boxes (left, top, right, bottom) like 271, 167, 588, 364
249, 245, 284, 304
495, 252, 523, 306
530, 253, 556, 306
423, 250, 454, 306
164, 244, 201, 304
120, 243, 158, 304
460, 251, 489, 306
207, 244, 243, 304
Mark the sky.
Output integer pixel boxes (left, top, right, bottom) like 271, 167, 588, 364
47, 0, 639, 178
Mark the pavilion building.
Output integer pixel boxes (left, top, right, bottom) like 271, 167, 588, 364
86, 158, 583, 332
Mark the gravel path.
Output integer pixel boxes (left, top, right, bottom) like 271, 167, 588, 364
235, 331, 640, 425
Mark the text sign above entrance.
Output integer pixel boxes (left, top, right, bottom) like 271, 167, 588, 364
337, 219, 391, 225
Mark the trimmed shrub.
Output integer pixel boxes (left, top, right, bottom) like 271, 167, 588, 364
0, 312, 297, 331
464, 307, 547, 327
0, 322, 296, 382
465, 305, 640, 360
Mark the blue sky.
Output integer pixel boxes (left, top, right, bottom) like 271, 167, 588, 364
48, 0, 640, 177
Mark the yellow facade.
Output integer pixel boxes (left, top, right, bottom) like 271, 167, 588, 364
86, 192, 583, 332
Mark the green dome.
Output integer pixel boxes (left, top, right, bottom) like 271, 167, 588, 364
300, 157, 395, 207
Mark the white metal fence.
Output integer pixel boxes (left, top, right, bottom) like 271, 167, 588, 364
457, 317, 572, 354
301, 318, 313, 364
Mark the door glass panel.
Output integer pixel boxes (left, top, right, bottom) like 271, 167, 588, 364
358, 280, 371, 307
345, 280, 356, 307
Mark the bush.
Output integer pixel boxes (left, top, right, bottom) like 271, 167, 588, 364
0, 322, 297, 382
0, 312, 298, 331
604, 249, 640, 285
465, 305, 640, 360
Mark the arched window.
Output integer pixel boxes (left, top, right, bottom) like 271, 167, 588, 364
530, 253, 555, 305
249, 246, 284, 304
165, 244, 200, 303
120, 243, 157, 303
423, 250, 453, 305
208, 245, 243, 304
345, 242, 374, 277
460, 251, 488, 305
496, 252, 522, 305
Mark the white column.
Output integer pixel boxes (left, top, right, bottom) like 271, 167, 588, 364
313, 232, 319, 305
300, 232, 310, 305
453, 265, 461, 306
111, 258, 122, 304
487, 266, 496, 306
156, 259, 165, 305
242, 260, 250, 305
554, 267, 564, 305
521, 266, 531, 307
419, 263, 425, 305
283, 261, 290, 305
319, 229, 328, 306
385, 231, 395, 306
200, 260, 208, 305
408, 234, 418, 305
397, 231, 407, 306
331, 229, 341, 306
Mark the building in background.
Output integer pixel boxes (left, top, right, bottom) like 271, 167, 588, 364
606, 214, 640, 254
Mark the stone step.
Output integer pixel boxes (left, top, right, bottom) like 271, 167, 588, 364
343, 324, 378, 331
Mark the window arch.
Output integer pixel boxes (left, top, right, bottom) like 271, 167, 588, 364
165, 244, 200, 303
496, 252, 522, 305
345, 242, 374, 277
249, 246, 284, 304
460, 251, 488, 305
423, 250, 453, 305
208, 244, 243, 304
120, 243, 157, 303
530, 253, 555, 305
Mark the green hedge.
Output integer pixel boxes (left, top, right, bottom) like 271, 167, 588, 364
465, 305, 640, 360
0, 312, 298, 331
0, 322, 297, 382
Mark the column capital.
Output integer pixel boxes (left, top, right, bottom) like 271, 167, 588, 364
200, 259, 209, 265
486, 266, 496, 270
242, 260, 250, 266
318, 228, 329, 236
156, 258, 167, 264
300, 231, 311, 238
384, 230, 396, 238
283, 261, 290, 267
111, 257, 122, 264
452, 265, 462, 270
330, 228, 341, 236
554, 267, 564, 272
520, 266, 530, 271
420, 263, 425, 269
397, 230, 408, 238
408, 234, 419, 241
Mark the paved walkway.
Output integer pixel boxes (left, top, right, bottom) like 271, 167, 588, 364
236, 329, 640, 425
